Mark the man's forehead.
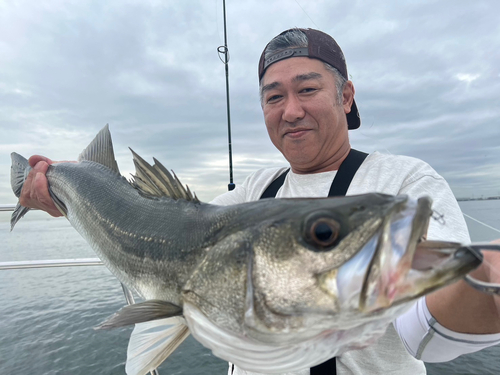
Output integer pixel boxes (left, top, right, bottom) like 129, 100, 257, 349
262, 57, 327, 85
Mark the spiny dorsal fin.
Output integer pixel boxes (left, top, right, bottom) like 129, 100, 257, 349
129, 148, 200, 203
78, 124, 120, 174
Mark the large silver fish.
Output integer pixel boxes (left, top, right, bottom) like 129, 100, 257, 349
10, 126, 481, 374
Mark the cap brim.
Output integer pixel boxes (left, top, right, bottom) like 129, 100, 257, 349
347, 99, 360, 130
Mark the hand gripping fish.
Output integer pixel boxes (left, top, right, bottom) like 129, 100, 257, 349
9, 126, 493, 374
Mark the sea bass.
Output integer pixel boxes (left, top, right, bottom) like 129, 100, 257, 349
10, 126, 481, 374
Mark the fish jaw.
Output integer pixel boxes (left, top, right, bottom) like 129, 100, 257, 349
323, 196, 481, 315
314, 195, 425, 325
358, 196, 432, 312
376, 242, 482, 308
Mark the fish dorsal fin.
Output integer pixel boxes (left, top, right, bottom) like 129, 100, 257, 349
78, 124, 120, 174
129, 148, 200, 203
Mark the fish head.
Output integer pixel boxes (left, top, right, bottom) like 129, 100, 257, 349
184, 193, 480, 347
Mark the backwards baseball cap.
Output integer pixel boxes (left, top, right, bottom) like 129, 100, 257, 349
258, 28, 360, 130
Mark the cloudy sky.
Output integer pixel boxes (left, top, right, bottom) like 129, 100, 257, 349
1, 0, 499, 205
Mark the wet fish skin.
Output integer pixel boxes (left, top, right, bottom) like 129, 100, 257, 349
9, 126, 482, 374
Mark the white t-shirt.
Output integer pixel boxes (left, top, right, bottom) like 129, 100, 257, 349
211, 152, 500, 375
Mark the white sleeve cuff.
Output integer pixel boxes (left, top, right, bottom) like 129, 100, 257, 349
393, 297, 500, 362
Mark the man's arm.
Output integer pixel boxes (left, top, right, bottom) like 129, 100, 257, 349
389, 162, 500, 362
19, 155, 63, 217
397, 164, 500, 334
426, 245, 500, 334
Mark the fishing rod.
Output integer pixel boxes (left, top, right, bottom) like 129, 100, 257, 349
217, 0, 235, 191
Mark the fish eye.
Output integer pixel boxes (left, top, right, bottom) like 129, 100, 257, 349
304, 217, 341, 250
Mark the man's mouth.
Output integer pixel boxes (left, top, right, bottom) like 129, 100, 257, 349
283, 128, 312, 138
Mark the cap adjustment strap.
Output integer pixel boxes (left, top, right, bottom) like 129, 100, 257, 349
263, 47, 309, 70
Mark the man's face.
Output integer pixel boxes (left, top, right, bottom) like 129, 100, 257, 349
261, 57, 354, 173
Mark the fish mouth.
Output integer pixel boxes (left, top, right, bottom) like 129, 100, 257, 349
332, 196, 482, 313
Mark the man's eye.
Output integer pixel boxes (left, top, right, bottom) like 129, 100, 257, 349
267, 95, 282, 103
301, 88, 317, 93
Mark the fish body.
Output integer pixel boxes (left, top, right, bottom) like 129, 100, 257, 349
10, 126, 481, 374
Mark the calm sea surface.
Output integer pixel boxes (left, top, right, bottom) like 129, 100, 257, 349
1, 200, 499, 374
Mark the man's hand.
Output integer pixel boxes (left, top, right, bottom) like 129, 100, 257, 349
427, 240, 500, 334
485, 239, 500, 315
19, 155, 63, 217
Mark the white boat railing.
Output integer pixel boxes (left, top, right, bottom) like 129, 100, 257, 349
0, 203, 17, 211
1, 203, 160, 375
0, 258, 103, 270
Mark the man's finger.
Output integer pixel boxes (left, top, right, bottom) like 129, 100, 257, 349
33, 172, 63, 217
33, 172, 50, 206
28, 155, 53, 168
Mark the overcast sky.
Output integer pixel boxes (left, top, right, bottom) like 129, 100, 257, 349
1, 0, 499, 205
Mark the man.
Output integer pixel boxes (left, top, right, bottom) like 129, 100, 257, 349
20, 28, 500, 374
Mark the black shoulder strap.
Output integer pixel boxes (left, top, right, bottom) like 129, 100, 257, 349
311, 358, 337, 375
259, 149, 368, 200
260, 169, 290, 199
259, 149, 368, 375
327, 149, 368, 197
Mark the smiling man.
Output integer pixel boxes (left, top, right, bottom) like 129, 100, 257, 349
19, 28, 500, 375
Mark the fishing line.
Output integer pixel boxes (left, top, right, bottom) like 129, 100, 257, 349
459, 244, 500, 295
486, 258, 500, 281
463, 213, 500, 234
293, 0, 320, 29
460, 214, 500, 287
430, 211, 500, 292
215, 0, 224, 46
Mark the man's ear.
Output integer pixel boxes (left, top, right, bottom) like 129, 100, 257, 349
342, 81, 355, 114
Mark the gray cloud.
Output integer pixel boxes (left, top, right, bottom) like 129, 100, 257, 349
1, 0, 499, 206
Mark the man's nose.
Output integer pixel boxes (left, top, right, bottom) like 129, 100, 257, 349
282, 95, 305, 123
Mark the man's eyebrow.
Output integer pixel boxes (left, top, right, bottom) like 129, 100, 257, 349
293, 72, 323, 82
261, 81, 280, 94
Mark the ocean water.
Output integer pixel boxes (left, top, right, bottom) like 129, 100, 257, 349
0, 213, 226, 374
0, 200, 499, 374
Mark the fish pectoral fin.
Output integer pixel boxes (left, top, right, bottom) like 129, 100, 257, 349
95, 300, 183, 330
126, 317, 190, 375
